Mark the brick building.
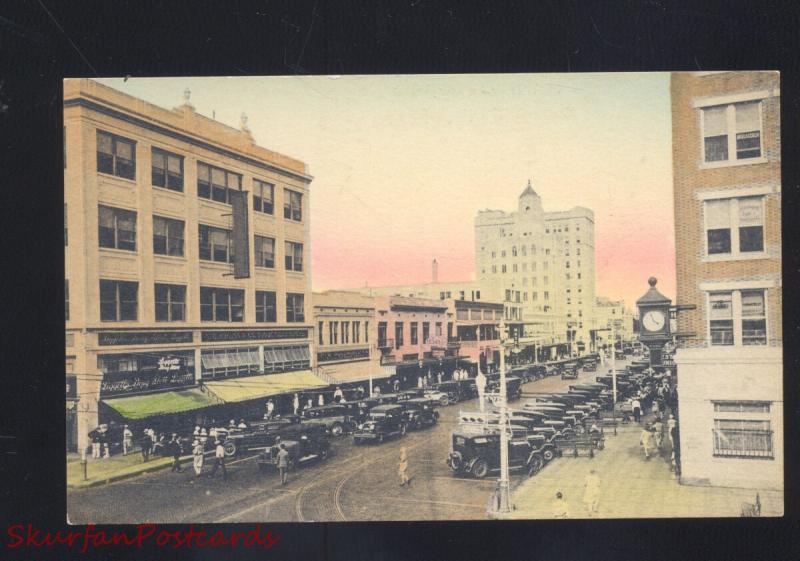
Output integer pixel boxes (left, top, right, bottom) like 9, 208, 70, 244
670, 72, 782, 491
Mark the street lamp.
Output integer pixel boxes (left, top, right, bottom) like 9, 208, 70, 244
492, 320, 513, 514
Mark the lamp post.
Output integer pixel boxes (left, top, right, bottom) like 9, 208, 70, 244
493, 321, 512, 514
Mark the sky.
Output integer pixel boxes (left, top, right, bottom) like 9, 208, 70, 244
97, 73, 676, 308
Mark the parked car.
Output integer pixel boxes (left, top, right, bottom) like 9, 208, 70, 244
433, 380, 465, 404
256, 429, 330, 472
222, 416, 301, 457
561, 366, 579, 380
447, 429, 552, 478
401, 398, 440, 430
485, 375, 523, 400
352, 404, 408, 444
300, 403, 360, 436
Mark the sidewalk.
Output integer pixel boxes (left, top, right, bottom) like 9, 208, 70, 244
67, 453, 173, 489
501, 414, 783, 519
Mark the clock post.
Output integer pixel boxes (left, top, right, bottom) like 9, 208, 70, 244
636, 277, 672, 368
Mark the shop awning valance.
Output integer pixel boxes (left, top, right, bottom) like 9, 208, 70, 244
202, 370, 326, 403
103, 388, 219, 420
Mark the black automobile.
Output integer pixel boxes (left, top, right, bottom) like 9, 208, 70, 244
433, 380, 465, 404
300, 403, 359, 436
561, 366, 579, 380
222, 416, 300, 458
256, 429, 330, 472
401, 398, 440, 430
486, 375, 523, 400
582, 359, 598, 372
447, 429, 552, 478
352, 404, 408, 444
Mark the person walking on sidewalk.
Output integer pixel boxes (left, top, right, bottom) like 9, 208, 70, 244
398, 446, 410, 487
632, 398, 642, 423
552, 491, 570, 519
139, 430, 151, 462
169, 433, 184, 473
292, 393, 300, 416
122, 425, 133, 456
640, 425, 654, 459
208, 440, 228, 480
582, 470, 600, 516
191, 439, 204, 480
277, 444, 290, 485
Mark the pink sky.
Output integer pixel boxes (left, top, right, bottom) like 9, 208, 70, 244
99, 74, 677, 308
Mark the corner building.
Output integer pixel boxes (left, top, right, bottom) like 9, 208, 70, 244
670, 72, 782, 491
65, 79, 318, 453
474, 182, 596, 350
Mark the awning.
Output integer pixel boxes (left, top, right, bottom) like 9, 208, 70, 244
203, 370, 326, 403
103, 387, 219, 420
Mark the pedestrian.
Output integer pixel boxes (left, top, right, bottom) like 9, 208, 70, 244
640, 425, 654, 459
582, 470, 600, 516
398, 446, 410, 486
393, 379, 400, 393
292, 393, 300, 415
122, 425, 133, 456
552, 491, 569, 519
191, 439, 204, 480
306, 398, 314, 409
334, 386, 344, 402
318, 394, 325, 406
417, 375, 423, 389
90, 430, 101, 459
277, 443, 290, 485
139, 430, 151, 462
238, 418, 247, 429
266, 399, 275, 420
208, 440, 228, 480
652, 418, 664, 450
199, 426, 208, 448
169, 433, 184, 473
651, 399, 660, 420
475, 369, 487, 412
667, 414, 678, 448
632, 398, 642, 423
373, 385, 381, 396
437, 371, 443, 385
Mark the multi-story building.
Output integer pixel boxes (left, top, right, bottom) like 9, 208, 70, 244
65, 79, 321, 452
475, 181, 596, 348
312, 291, 381, 386
591, 297, 636, 351
670, 71, 782, 491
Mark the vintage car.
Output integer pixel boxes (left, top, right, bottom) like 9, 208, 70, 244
352, 404, 408, 444
433, 380, 466, 404
401, 398, 440, 430
300, 403, 360, 436
221, 416, 302, 457
561, 365, 579, 380
582, 359, 598, 372
256, 429, 330, 472
485, 375, 522, 400
447, 429, 553, 478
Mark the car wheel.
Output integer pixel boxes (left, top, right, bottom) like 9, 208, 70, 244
330, 422, 344, 437
223, 441, 237, 457
527, 454, 544, 476
543, 449, 555, 462
439, 396, 449, 407
320, 448, 329, 461
471, 458, 489, 479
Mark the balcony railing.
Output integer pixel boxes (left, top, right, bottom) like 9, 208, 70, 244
377, 338, 395, 350
712, 429, 774, 459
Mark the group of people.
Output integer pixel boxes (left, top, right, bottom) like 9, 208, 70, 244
551, 470, 601, 518
452, 367, 472, 381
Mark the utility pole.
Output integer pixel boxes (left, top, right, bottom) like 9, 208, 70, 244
610, 320, 617, 404
494, 321, 511, 513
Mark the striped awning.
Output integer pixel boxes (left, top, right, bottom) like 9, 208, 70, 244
103, 388, 219, 420
202, 370, 326, 403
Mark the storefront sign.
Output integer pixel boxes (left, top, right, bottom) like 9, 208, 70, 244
66, 375, 77, 400
98, 331, 193, 346
317, 348, 370, 363
201, 329, 308, 342
99, 351, 195, 397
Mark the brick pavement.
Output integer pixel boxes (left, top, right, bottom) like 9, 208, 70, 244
502, 414, 783, 519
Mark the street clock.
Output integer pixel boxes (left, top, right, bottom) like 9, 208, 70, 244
636, 277, 672, 367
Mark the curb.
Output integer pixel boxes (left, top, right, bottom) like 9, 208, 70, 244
68, 460, 173, 490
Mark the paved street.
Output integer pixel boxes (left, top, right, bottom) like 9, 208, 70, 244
68, 366, 601, 523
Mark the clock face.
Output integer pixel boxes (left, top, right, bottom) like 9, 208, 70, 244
642, 310, 666, 332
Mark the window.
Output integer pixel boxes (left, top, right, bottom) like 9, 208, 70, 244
501, 250, 506, 258
99, 206, 137, 251
709, 290, 767, 346
253, 180, 275, 214
197, 162, 241, 204
100, 280, 138, 321
395, 322, 404, 348
155, 283, 186, 322
577, 248, 581, 255
153, 215, 184, 257
491, 251, 496, 259
285, 241, 303, 272
365, 321, 369, 342
286, 293, 305, 322
422, 322, 430, 343
263, 344, 311, 373
512, 246, 517, 257
501, 265, 507, 273
532, 292, 538, 301
702, 101, 763, 164
513, 264, 518, 273
459, 290, 465, 300
544, 276, 549, 285
284, 189, 303, 221
318, 321, 324, 345
200, 287, 244, 322
199, 225, 233, 263
329, 321, 339, 345
492, 265, 497, 274
714, 401, 770, 413
65, 280, 69, 320
544, 291, 549, 301
254, 235, 275, 268
342, 321, 350, 344
201, 347, 259, 379
378, 322, 388, 347
97, 131, 135, 179
151, 148, 183, 191
353, 321, 360, 343
435, 322, 442, 337
713, 419, 773, 458
255, 291, 277, 322
705, 197, 765, 257
476, 290, 480, 299
410, 322, 419, 345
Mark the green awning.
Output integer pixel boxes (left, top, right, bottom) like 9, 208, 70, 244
103, 387, 219, 420
202, 370, 327, 403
